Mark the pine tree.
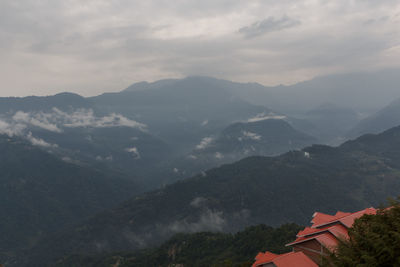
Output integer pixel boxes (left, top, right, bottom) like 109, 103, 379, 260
325, 198, 400, 267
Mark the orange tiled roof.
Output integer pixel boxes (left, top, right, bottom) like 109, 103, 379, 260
253, 251, 317, 267
252, 207, 377, 267
313, 207, 376, 228
273, 251, 318, 267
287, 207, 376, 249
311, 212, 338, 225
253, 251, 279, 264
287, 224, 348, 248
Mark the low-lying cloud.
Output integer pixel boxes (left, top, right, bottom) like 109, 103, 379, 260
168, 209, 226, 233
53, 108, 147, 130
125, 147, 141, 159
26, 132, 58, 148
3, 108, 146, 133
242, 131, 261, 141
0, 120, 26, 137
13, 111, 62, 132
196, 137, 214, 150
247, 112, 287, 123
0, 108, 146, 148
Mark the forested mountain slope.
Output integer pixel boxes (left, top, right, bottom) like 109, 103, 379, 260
0, 135, 139, 264
22, 125, 400, 266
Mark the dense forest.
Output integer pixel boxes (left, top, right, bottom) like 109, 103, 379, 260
54, 224, 302, 267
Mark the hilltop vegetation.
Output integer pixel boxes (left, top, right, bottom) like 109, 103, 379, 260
325, 199, 400, 267
55, 224, 302, 267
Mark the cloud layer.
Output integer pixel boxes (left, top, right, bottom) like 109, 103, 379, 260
1, 0, 400, 97
0, 108, 146, 147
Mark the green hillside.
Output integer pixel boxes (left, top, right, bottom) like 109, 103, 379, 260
22, 125, 400, 266
55, 224, 302, 267
0, 135, 139, 264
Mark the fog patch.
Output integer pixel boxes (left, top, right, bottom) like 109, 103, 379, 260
126, 147, 141, 159
121, 227, 149, 248
92, 240, 110, 253
27, 132, 58, 148
168, 209, 226, 233
53, 108, 147, 131
190, 197, 208, 208
242, 131, 261, 141
1, 109, 147, 149
13, 111, 62, 133
215, 152, 223, 159
247, 112, 287, 123
188, 154, 197, 160
196, 137, 213, 150
96, 155, 114, 161
0, 119, 26, 136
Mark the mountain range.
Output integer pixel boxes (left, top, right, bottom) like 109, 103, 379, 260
348, 97, 400, 138
2, 70, 400, 266
232, 68, 400, 114
18, 124, 400, 266
167, 118, 316, 180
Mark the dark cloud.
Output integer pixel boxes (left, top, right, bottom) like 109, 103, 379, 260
239, 16, 301, 38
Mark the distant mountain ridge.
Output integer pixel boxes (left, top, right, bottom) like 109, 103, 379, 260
166, 118, 316, 180
0, 92, 91, 113
231, 68, 400, 113
348, 97, 400, 138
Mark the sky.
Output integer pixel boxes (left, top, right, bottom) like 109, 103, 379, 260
0, 0, 400, 97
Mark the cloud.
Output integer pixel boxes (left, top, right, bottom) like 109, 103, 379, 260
0, 0, 400, 97
196, 137, 213, 150
247, 112, 287, 123
242, 131, 261, 141
26, 132, 58, 148
190, 197, 208, 208
0, 119, 26, 136
52, 108, 147, 130
1, 108, 146, 150
215, 152, 223, 159
6, 108, 146, 132
0, 117, 57, 148
168, 209, 226, 233
188, 154, 197, 160
13, 111, 62, 132
239, 15, 300, 38
96, 155, 113, 161
126, 147, 141, 159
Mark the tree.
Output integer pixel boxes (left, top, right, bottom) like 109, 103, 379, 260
325, 199, 400, 267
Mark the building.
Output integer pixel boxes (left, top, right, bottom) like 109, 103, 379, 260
252, 207, 377, 267
253, 251, 318, 267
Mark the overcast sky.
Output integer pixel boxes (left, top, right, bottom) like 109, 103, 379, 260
1, 0, 399, 97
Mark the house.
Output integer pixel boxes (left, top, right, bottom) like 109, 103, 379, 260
252, 251, 318, 267
252, 207, 377, 267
